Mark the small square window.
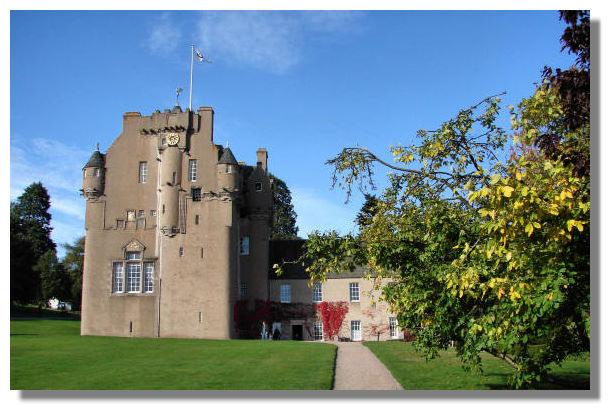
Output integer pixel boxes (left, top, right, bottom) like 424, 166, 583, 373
150, 210, 157, 217
240, 236, 250, 255
191, 187, 202, 202
116, 219, 125, 229
255, 182, 263, 192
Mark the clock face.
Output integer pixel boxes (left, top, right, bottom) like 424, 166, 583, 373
167, 133, 180, 146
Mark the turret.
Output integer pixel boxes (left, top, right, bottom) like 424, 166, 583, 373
216, 147, 240, 192
82, 148, 105, 200
159, 137, 183, 236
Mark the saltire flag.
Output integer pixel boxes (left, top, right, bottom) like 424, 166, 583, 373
194, 48, 205, 62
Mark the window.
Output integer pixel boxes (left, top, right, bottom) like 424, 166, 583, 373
226, 165, 233, 174
95, 168, 101, 177
179, 247, 184, 257
312, 282, 323, 303
313, 321, 323, 341
255, 182, 263, 192
389, 317, 398, 338
351, 320, 362, 341
241, 282, 248, 298
126, 251, 141, 260
240, 236, 250, 255
137, 210, 145, 229
112, 262, 124, 293
172, 172, 177, 185
138, 161, 147, 183
280, 284, 291, 303
138, 210, 145, 218
116, 219, 125, 229
188, 159, 197, 182
191, 187, 202, 202
127, 210, 136, 222
126, 263, 141, 293
144, 262, 154, 293
349, 282, 360, 302
150, 209, 157, 217
195, 214, 200, 225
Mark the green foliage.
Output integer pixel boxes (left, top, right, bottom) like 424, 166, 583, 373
10, 182, 56, 304
270, 174, 299, 240
36, 250, 71, 302
305, 84, 589, 389
62, 236, 85, 308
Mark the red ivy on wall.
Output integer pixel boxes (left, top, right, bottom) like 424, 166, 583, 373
316, 301, 349, 340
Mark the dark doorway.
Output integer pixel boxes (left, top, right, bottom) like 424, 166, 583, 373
291, 324, 303, 340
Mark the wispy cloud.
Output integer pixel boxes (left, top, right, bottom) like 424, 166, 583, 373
11, 136, 88, 252
146, 13, 182, 56
197, 11, 363, 74
292, 187, 359, 237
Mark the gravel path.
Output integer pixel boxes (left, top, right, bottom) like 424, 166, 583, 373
333, 342, 403, 390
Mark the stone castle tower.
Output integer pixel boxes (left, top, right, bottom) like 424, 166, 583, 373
80, 105, 272, 339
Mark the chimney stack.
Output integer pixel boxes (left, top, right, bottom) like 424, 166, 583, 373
256, 148, 268, 172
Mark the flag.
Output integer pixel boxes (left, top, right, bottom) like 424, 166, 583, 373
194, 48, 205, 62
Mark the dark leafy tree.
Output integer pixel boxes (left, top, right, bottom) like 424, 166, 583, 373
538, 10, 590, 176
10, 204, 36, 303
36, 250, 71, 302
355, 194, 379, 229
10, 182, 56, 304
270, 174, 299, 240
62, 236, 85, 308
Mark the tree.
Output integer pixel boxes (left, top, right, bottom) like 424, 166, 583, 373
270, 174, 299, 240
299, 12, 590, 388
355, 194, 379, 229
62, 236, 85, 308
36, 250, 71, 302
10, 182, 56, 304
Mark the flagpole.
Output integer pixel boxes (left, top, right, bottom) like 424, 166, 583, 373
189, 44, 194, 111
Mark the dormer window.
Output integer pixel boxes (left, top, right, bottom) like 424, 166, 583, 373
226, 165, 233, 174
95, 168, 101, 177
255, 182, 263, 192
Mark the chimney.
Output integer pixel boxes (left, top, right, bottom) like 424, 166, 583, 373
256, 148, 268, 172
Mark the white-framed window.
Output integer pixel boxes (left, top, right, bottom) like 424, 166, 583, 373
312, 282, 323, 303
313, 321, 323, 341
126, 262, 141, 293
255, 182, 263, 192
144, 262, 154, 293
138, 161, 147, 183
112, 262, 124, 293
349, 282, 360, 302
188, 159, 197, 182
126, 251, 141, 260
351, 320, 362, 341
240, 236, 250, 255
389, 317, 398, 338
240, 282, 248, 298
280, 284, 291, 303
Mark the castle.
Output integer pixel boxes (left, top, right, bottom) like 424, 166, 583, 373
81, 106, 400, 341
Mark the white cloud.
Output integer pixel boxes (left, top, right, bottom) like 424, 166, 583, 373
147, 13, 182, 56
11, 137, 89, 254
197, 11, 363, 74
292, 187, 359, 237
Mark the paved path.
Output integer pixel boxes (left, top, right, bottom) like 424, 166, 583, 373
333, 342, 403, 390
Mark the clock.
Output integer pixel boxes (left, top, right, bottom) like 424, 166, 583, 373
166, 133, 180, 146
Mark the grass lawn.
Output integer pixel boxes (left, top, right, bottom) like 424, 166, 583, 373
11, 319, 337, 390
365, 341, 589, 390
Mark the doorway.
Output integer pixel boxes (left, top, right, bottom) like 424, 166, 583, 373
291, 324, 303, 340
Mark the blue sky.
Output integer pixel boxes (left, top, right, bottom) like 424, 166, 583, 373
10, 10, 575, 257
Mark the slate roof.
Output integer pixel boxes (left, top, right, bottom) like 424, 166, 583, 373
83, 150, 105, 169
217, 147, 238, 165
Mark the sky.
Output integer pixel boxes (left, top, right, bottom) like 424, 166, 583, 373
10, 10, 575, 257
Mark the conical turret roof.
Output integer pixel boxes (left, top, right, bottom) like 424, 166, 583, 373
218, 147, 238, 165
83, 150, 105, 169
